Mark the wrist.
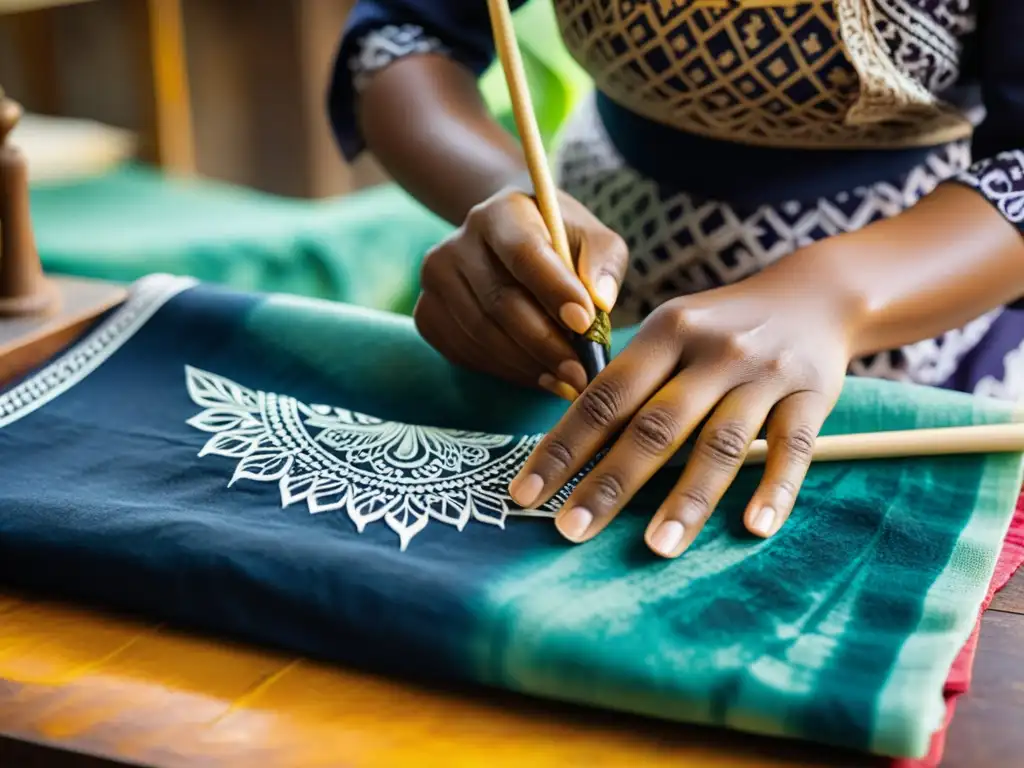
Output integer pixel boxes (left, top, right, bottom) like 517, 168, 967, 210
756, 239, 875, 358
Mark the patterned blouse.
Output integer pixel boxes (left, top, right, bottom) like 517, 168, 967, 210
329, 1, 1024, 398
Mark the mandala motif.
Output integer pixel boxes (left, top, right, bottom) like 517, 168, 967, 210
184, 367, 568, 550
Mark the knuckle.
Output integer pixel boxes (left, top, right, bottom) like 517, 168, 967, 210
765, 355, 786, 375
780, 423, 817, 461
412, 301, 428, 333
676, 485, 713, 518
699, 420, 750, 466
576, 378, 627, 430
587, 472, 626, 506
464, 200, 494, 230
502, 239, 541, 275
541, 437, 575, 474
765, 347, 796, 376
629, 405, 682, 455
646, 303, 689, 339
722, 332, 754, 362
418, 246, 446, 290
479, 281, 513, 316
772, 476, 800, 501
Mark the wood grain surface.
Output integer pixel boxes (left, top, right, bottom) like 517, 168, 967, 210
0, 590, 1017, 768
0, 286, 1019, 767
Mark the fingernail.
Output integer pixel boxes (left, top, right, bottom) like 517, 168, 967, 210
557, 506, 593, 541
751, 506, 776, 537
595, 275, 619, 311
509, 473, 544, 508
557, 360, 588, 392
538, 373, 580, 402
559, 302, 593, 335
649, 520, 685, 557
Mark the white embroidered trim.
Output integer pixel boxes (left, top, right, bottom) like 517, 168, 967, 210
349, 24, 450, 93
834, 0, 970, 144
185, 366, 567, 550
0, 274, 196, 429
836, 0, 936, 119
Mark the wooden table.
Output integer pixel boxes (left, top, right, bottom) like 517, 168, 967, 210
0, 280, 1020, 768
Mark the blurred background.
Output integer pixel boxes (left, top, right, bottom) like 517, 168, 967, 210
0, 0, 383, 195
0, 0, 589, 313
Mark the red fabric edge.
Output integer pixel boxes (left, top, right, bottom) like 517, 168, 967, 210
891, 491, 1024, 768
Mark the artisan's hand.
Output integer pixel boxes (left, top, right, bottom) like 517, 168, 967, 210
414, 188, 628, 399
508, 263, 858, 557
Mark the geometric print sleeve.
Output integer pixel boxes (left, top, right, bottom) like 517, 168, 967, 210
327, 0, 526, 162
949, 2, 1024, 235
952, 151, 1024, 231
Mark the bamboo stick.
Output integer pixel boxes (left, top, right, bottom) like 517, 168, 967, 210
739, 421, 1024, 466
486, 0, 610, 381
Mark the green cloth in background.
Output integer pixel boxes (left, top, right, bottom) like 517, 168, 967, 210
31, 164, 452, 315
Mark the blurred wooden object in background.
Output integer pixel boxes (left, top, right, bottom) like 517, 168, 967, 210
0, 90, 125, 377
0, 0, 194, 175
0, 0, 385, 198
11, 112, 135, 183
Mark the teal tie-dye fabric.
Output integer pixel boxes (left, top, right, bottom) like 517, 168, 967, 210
0, 275, 1019, 760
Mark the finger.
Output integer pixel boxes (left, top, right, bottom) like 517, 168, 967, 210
472, 194, 597, 336
414, 292, 541, 391
572, 219, 629, 313
552, 365, 728, 544
508, 312, 684, 509
457, 248, 587, 392
743, 391, 829, 539
645, 384, 778, 558
437, 263, 550, 384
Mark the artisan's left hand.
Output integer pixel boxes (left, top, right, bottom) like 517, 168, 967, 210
508, 267, 858, 558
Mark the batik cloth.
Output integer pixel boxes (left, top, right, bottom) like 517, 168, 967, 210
896, 497, 1024, 768
335, 1, 1024, 398
0, 275, 1020, 760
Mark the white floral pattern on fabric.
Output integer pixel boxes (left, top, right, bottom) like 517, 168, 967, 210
954, 150, 1024, 225
185, 366, 567, 550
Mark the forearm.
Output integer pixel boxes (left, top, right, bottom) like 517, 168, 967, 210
763, 183, 1024, 357
359, 55, 526, 225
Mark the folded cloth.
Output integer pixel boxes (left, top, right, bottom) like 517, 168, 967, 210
0, 275, 1020, 760
31, 167, 450, 313
893, 495, 1024, 768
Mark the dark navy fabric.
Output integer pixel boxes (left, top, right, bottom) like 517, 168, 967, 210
973, 0, 1024, 161
0, 284, 560, 684
592, 92, 952, 207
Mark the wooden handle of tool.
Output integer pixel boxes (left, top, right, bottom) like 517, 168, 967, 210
486, 0, 573, 271
740, 421, 1024, 466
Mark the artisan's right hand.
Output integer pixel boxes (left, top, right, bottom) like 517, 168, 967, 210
414, 188, 628, 400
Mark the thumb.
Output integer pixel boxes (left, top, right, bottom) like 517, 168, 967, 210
574, 226, 629, 314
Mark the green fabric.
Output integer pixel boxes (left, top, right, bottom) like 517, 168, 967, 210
244, 291, 1024, 758
31, 165, 450, 315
